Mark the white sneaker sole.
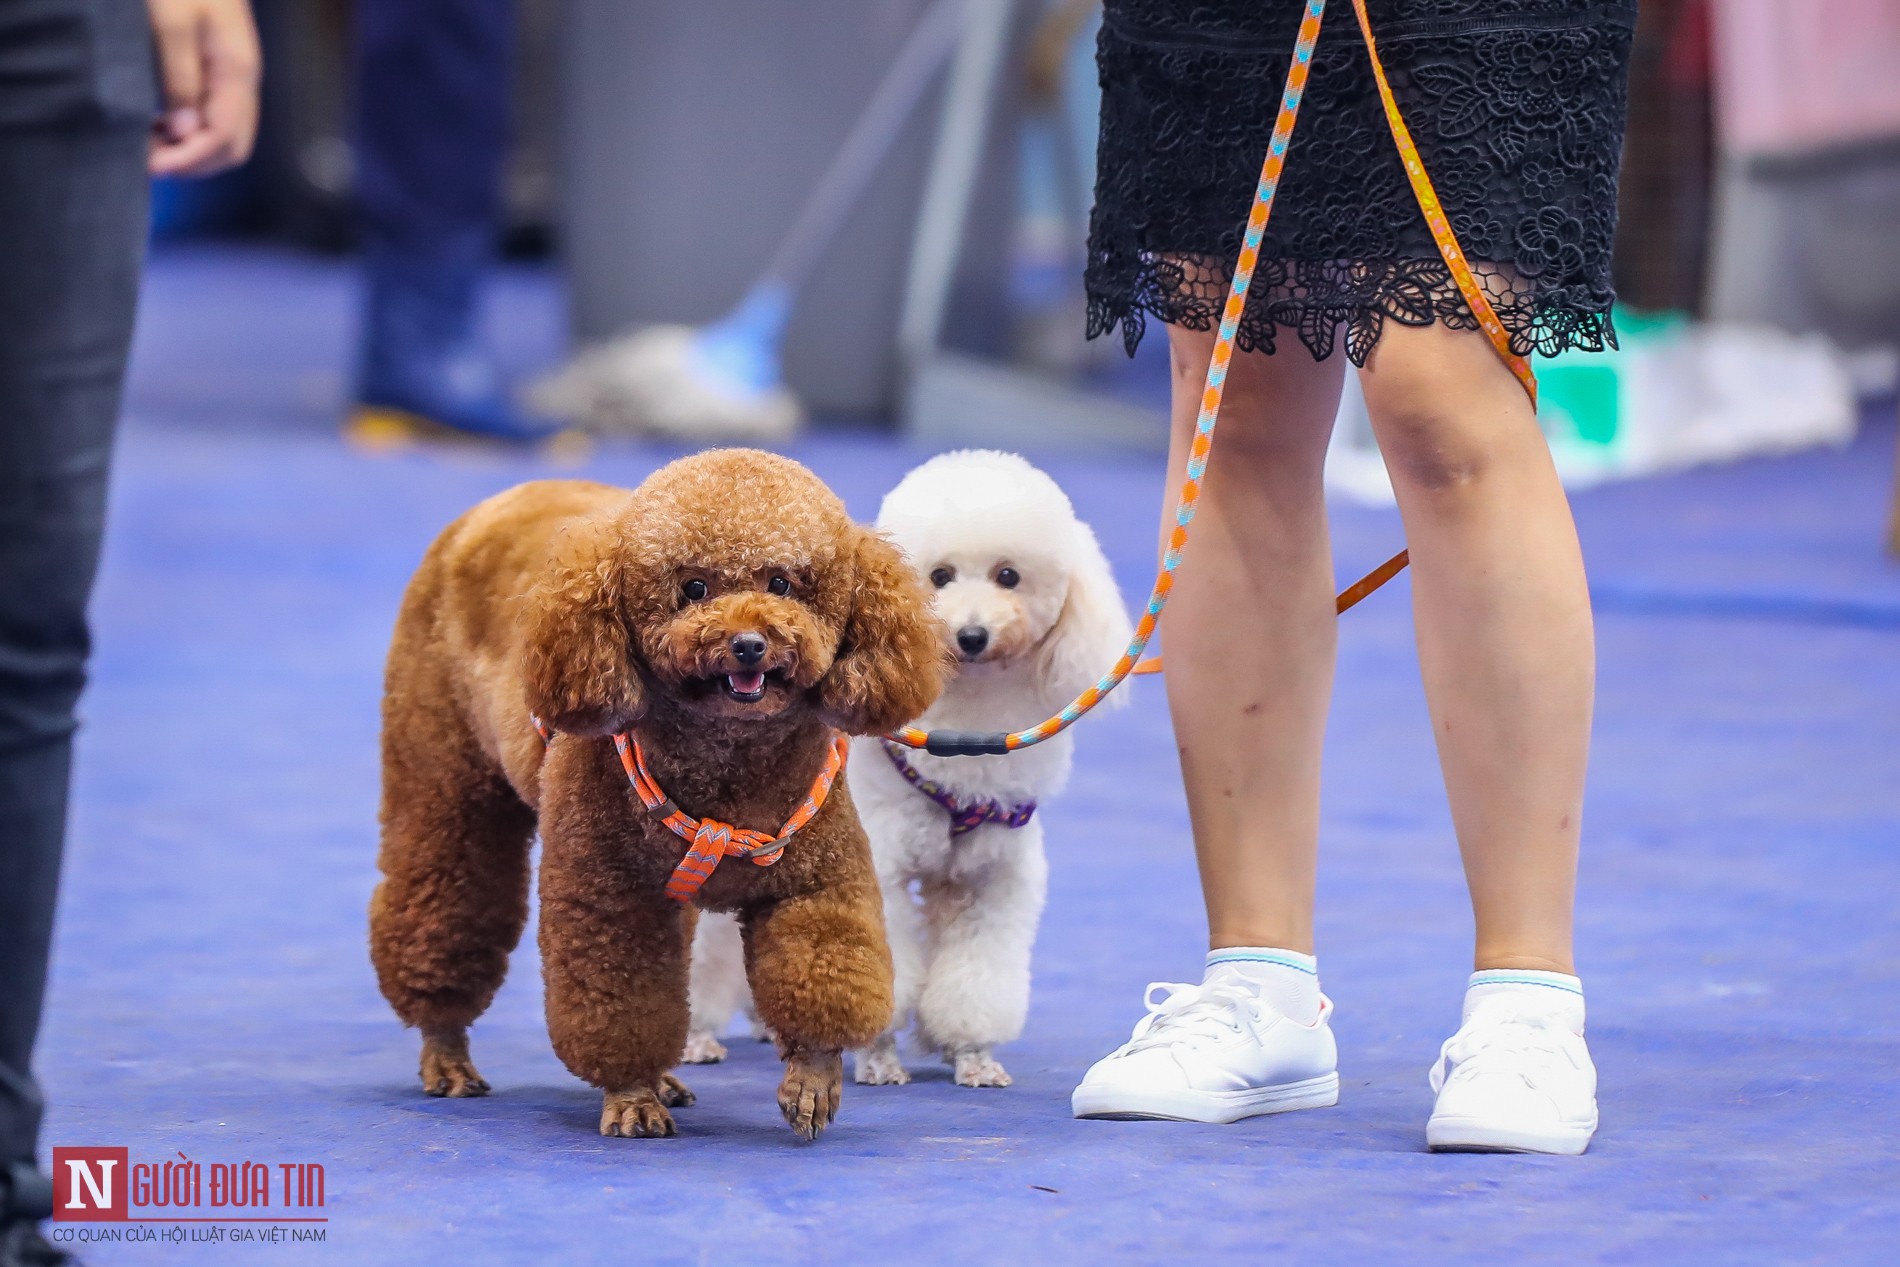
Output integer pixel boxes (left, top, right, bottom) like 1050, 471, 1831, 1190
1426, 1112, 1597, 1155
1072, 1072, 1339, 1124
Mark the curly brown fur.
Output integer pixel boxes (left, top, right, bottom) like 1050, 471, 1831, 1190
369, 450, 947, 1140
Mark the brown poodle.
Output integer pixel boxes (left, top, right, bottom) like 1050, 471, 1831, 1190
368, 449, 946, 1140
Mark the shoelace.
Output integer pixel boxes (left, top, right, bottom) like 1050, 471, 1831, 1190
1119, 980, 1265, 1055
1429, 1009, 1582, 1094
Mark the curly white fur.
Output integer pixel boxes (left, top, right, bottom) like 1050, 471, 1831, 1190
684, 451, 1132, 1086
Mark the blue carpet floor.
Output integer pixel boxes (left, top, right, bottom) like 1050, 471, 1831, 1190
36, 248, 1900, 1265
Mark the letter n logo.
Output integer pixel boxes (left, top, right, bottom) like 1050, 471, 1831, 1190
51, 1147, 129, 1221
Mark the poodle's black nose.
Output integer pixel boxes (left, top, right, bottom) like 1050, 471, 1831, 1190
956, 625, 989, 657
730, 632, 767, 666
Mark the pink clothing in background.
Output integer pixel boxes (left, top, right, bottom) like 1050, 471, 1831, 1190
1712, 0, 1900, 154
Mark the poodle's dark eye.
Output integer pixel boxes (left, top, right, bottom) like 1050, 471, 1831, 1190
767, 575, 791, 596
929, 566, 954, 588
994, 566, 1021, 589
681, 578, 708, 602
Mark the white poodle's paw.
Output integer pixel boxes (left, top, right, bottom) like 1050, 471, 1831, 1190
952, 1049, 1012, 1088
854, 1038, 910, 1085
750, 1021, 778, 1045
679, 1032, 728, 1064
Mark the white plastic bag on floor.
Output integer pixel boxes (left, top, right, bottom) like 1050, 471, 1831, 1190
1324, 321, 1861, 503
1554, 322, 1859, 485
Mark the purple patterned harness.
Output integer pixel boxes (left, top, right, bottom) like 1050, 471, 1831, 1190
881, 741, 1036, 838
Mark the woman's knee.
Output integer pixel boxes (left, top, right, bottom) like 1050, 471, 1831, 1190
1170, 343, 1342, 472
1373, 402, 1496, 495
1360, 320, 1542, 498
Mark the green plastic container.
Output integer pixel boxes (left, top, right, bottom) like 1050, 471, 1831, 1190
1535, 308, 1688, 450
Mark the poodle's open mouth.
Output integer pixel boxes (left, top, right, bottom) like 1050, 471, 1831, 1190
723, 671, 767, 702
699, 668, 788, 704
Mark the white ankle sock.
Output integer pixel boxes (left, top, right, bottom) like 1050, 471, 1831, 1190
1205, 947, 1321, 1025
1464, 968, 1585, 1031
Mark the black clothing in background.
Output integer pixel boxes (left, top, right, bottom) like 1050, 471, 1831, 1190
0, 0, 154, 1229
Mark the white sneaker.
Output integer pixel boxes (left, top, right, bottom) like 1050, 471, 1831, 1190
1071, 973, 1338, 1123
1427, 985, 1598, 1154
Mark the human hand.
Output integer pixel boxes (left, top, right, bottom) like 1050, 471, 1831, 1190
146, 0, 262, 177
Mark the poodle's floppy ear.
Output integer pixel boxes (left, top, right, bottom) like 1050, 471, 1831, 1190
518, 516, 644, 736
817, 526, 949, 736
1036, 520, 1136, 710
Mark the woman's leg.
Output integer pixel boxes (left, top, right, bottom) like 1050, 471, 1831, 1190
1071, 322, 1346, 1123
1356, 319, 1593, 974
1158, 323, 1346, 954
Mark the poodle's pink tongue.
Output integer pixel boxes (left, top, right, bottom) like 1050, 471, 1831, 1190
728, 671, 766, 695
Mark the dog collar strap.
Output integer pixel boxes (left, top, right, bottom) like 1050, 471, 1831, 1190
881, 741, 1035, 838
612, 731, 850, 902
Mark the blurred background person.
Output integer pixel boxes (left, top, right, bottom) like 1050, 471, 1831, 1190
347, 0, 549, 440
0, 3, 259, 1265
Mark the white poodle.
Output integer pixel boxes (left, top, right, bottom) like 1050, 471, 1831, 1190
682, 450, 1132, 1086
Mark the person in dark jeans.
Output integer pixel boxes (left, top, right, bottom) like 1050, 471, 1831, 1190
0, 3, 258, 1264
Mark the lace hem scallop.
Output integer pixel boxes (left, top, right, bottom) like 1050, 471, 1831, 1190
1085, 254, 1621, 365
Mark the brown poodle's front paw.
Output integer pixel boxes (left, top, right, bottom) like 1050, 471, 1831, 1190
680, 1032, 728, 1064
658, 1073, 696, 1108
952, 1049, 1012, 1088
599, 1089, 676, 1139
777, 1049, 844, 1141
419, 1029, 490, 1098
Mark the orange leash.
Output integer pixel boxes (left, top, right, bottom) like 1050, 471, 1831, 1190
915, 0, 1538, 712
1349, 0, 1537, 405
611, 731, 849, 902
1133, 544, 1415, 674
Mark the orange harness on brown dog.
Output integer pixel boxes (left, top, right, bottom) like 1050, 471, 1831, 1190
530, 715, 850, 903
612, 730, 849, 903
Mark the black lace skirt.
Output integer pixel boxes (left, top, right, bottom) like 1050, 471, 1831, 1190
1086, 0, 1638, 364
